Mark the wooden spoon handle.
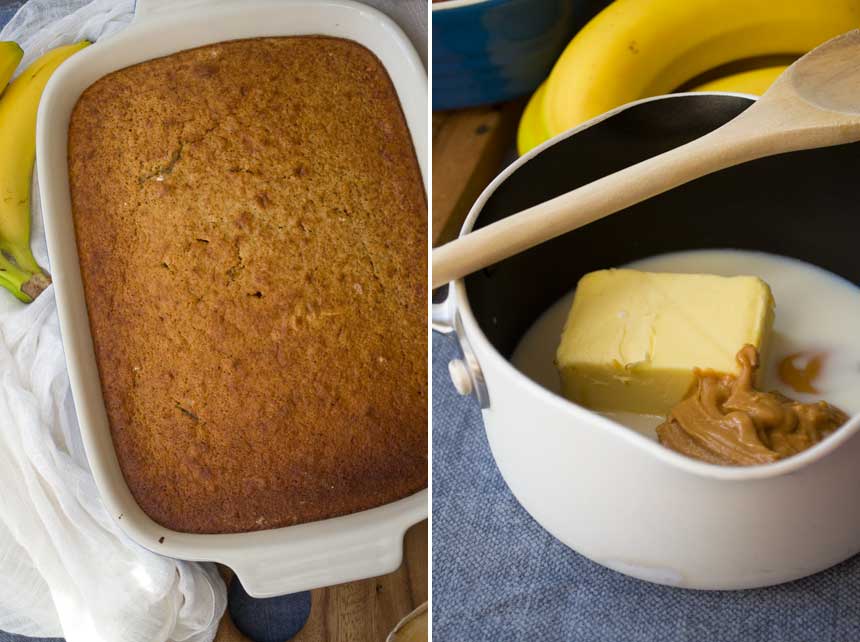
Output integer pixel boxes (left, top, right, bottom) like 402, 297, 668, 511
431, 121, 773, 289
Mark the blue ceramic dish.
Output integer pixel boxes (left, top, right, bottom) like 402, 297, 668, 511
432, 0, 602, 111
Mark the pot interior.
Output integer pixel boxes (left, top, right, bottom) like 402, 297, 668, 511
465, 94, 860, 359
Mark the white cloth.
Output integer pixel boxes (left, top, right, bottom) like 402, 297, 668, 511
0, 0, 426, 639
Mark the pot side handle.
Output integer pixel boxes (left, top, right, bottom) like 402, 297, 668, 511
432, 284, 455, 334
431, 285, 491, 409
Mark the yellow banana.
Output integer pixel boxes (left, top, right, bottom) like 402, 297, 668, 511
0, 41, 89, 302
519, 64, 791, 155
0, 42, 23, 94
542, 0, 860, 140
517, 81, 552, 156
689, 65, 788, 95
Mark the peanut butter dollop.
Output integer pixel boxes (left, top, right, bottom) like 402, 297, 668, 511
778, 351, 825, 394
657, 345, 848, 466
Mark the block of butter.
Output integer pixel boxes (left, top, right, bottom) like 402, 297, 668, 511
556, 269, 775, 415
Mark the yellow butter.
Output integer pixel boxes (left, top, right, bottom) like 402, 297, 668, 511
556, 269, 775, 415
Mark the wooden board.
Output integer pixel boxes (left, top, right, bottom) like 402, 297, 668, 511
215, 520, 427, 642
432, 102, 524, 247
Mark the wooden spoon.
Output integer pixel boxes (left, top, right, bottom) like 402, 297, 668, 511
432, 30, 860, 289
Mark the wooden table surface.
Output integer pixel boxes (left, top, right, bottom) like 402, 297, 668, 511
215, 520, 427, 642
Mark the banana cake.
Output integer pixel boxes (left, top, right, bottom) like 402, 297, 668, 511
67, 37, 427, 534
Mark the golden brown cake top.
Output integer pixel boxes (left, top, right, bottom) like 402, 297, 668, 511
68, 36, 427, 534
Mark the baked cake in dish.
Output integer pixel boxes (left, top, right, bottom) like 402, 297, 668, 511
67, 36, 427, 534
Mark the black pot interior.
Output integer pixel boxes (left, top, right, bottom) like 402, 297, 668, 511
465, 94, 860, 358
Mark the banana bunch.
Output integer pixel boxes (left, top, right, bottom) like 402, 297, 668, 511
0, 41, 89, 302
518, 0, 860, 155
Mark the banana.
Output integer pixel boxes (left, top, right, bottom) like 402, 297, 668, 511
517, 81, 551, 156
541, 0, 860, 140
0, 41, 89, 302
689, 65, 788, 95
0, 42, 23, 93
519, 64, 790, 156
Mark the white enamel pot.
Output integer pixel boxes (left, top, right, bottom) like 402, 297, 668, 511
37, 0, 427, 597
434, 92, 860, 590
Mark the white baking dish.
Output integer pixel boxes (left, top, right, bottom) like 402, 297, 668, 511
435, 92, 860, 590
37, 0, 427, 598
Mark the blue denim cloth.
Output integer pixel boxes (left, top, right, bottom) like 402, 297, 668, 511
0, 0, 24, 26
0, 633, 61, 642
432, 331, 860, 642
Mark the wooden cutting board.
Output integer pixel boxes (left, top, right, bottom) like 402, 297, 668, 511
432, 102, 524, 246
215, 520, 427, 642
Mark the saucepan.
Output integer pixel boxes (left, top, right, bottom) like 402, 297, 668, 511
37, 0, 427, 597
433, 92, 860, 590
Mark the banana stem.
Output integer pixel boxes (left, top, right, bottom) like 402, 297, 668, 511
21, 270, 50, 300
0, 252, 50, 303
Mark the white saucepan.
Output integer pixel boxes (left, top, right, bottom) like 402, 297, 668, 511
434, 92, 860, 590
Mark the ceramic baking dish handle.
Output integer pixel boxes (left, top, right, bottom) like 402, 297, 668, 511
222, 490, 426, 598
227, 533, 405, 598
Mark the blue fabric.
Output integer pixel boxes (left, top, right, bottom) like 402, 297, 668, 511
0, 633, 61, 642
0, 0, 24, 29
228, 577, 311, 642
432, 331, 860, 642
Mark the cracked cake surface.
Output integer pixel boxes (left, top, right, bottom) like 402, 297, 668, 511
67, 36, 427, 534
